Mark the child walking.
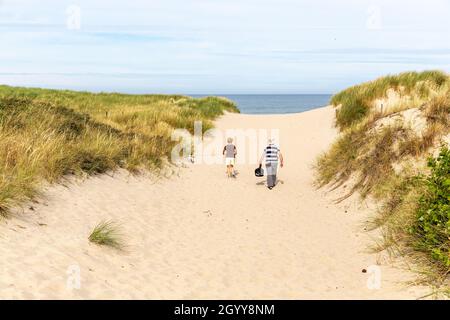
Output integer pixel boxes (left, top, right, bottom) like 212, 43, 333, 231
223, 137, 237, 178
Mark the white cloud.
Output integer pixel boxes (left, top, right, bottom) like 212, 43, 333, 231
0, 0, 449, 93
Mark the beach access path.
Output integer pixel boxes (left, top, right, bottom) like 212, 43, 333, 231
0, 106, 429, 299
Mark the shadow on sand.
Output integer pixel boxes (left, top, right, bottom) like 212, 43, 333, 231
256, 179, 284, 186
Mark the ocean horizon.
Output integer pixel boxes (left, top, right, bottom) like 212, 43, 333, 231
191, 94, 333, 114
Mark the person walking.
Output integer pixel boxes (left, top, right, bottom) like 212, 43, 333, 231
259, 138, 283, 189
223, 137, 237, 178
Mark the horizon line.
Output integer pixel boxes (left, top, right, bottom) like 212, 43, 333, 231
0, 83, 335, 96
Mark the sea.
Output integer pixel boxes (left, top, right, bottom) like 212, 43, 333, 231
192, 94, 332, 114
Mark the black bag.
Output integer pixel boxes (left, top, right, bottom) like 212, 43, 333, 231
254, 164, 264, 177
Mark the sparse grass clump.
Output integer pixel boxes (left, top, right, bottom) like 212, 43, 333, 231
89, 220, 124, 250
0, 86, 238, 216
316, 120, 422, 200
413, 148, 450, 268
424, 90, 450, 126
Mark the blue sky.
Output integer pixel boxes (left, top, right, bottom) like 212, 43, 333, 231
1, 0, 449, 94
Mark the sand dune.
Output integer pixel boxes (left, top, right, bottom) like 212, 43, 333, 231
0, 106, 430, 299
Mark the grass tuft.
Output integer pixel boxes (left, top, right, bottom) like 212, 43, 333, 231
89, 220, 125, 250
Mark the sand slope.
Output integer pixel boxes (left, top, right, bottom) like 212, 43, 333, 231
0, 106, 430, 299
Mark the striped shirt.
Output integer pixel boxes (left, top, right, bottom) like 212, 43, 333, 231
264, 144, 280, 164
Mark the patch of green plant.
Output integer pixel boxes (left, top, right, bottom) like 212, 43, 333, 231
89, 220, 125, 250
413, 147, 450, 268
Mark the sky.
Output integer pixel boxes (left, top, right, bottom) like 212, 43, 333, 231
0, 0, 449, 94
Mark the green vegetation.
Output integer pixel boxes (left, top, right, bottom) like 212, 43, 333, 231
414, 148, 450, 267
331, 70, 448, 129
317, 71, 450, 284
0, 85, 238, 216
89, 220, 124, 250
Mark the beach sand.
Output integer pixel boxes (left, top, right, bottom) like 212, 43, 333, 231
0, 106, 430, 299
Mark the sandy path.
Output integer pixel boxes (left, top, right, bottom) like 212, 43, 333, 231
0, 106, 429, 299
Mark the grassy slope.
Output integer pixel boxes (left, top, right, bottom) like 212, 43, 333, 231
331, 70, 448, 129
316, 71, 450, 286
0, 85, 238, 215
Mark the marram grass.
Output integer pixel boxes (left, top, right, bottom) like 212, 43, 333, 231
318, 70, 450, 287
0, 86, 238, 216
89, 220, 124, 250
330, 70, 449, 129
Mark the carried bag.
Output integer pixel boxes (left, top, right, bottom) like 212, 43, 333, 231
254, 164, 264, 177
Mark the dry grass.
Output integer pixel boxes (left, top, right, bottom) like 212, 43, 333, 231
318, 71, 450, 200
424, 87, 450, 125
315, 121, 412, 200
331, 70, 448, 129
0, 86, 238, 217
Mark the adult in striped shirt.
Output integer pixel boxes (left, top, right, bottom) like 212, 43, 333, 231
258, 138, 284, 190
